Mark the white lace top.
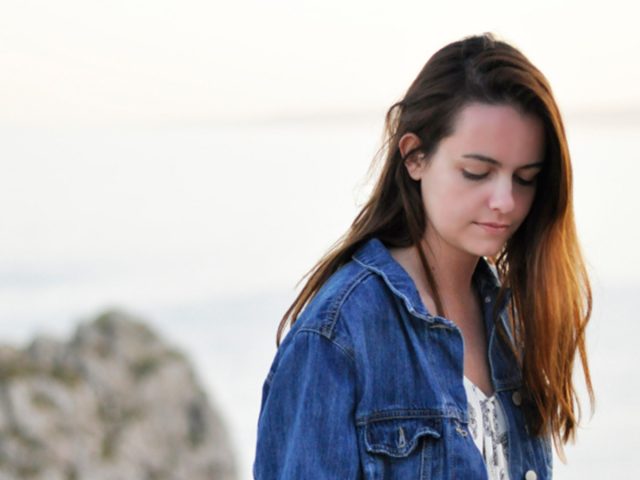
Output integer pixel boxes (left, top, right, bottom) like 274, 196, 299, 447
463, 376, 511, 480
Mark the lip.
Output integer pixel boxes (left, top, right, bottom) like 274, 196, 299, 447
475, 222, 509, 228
473, 222, 510, 233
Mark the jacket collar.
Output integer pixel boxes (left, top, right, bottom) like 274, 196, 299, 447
352, 237, 521, 389
352, 237, 504, 320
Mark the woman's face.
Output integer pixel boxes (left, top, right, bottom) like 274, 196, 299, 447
402, 102, 545, 259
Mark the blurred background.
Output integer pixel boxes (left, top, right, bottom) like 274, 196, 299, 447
1, 0, 639, 478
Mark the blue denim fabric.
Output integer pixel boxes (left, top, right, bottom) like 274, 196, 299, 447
254, 238, 553, 479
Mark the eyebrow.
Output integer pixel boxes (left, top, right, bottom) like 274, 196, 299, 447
462, 153, 544, 169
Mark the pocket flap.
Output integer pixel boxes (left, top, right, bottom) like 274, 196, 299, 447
364, 416, 441, 458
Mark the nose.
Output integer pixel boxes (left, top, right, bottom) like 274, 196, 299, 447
488, 178, 515, 214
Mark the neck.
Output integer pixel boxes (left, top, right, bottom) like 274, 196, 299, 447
417, 236, 479, 298
389, 232, 483, 315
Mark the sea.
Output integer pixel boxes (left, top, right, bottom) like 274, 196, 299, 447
0, 113, 638, 479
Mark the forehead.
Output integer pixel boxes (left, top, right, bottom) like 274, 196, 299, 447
442, 102, 545, 166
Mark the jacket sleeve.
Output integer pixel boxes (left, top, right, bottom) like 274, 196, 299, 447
253, 329, 360, 479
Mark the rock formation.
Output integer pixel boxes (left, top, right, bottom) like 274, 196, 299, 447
0, 310, 237, 480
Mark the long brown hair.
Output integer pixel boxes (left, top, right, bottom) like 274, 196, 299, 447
276, 33, 593, 454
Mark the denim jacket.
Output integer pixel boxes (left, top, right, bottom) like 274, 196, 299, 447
254, 238, 553, 479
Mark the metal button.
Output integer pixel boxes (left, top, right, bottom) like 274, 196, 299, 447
484, 295, 491, 303
454, 421, 468, 437
525, 470, 537, 480
512, 390, 522, 406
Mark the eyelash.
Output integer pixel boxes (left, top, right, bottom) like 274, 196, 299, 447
461, 170, 537, 186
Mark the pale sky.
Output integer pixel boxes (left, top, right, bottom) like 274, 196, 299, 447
2, 0, 639, 126
1, 0, 639, 303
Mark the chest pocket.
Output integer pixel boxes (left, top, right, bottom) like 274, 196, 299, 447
362, 416, 443, 480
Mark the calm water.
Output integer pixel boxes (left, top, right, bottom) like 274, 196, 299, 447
0, 117, 638, 478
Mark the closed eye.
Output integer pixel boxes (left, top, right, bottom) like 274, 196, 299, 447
463, 169, 539, 186
514, 174, 538, 186
462, 170, 489, 181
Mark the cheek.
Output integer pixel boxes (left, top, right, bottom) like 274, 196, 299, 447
517, 189, 537, 218
421, 177, 475, 224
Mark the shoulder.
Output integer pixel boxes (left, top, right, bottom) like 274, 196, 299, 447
283, 258, 396, 355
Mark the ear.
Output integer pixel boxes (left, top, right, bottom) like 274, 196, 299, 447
399, 132, 425, 181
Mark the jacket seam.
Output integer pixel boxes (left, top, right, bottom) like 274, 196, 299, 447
356, 408, 466, 426
321, 267, 375, 338
295, 328, 357, 364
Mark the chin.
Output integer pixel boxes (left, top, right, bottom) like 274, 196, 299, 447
465, 242, 504, 258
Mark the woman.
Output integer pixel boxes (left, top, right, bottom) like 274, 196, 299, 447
253, 33, 593, 480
